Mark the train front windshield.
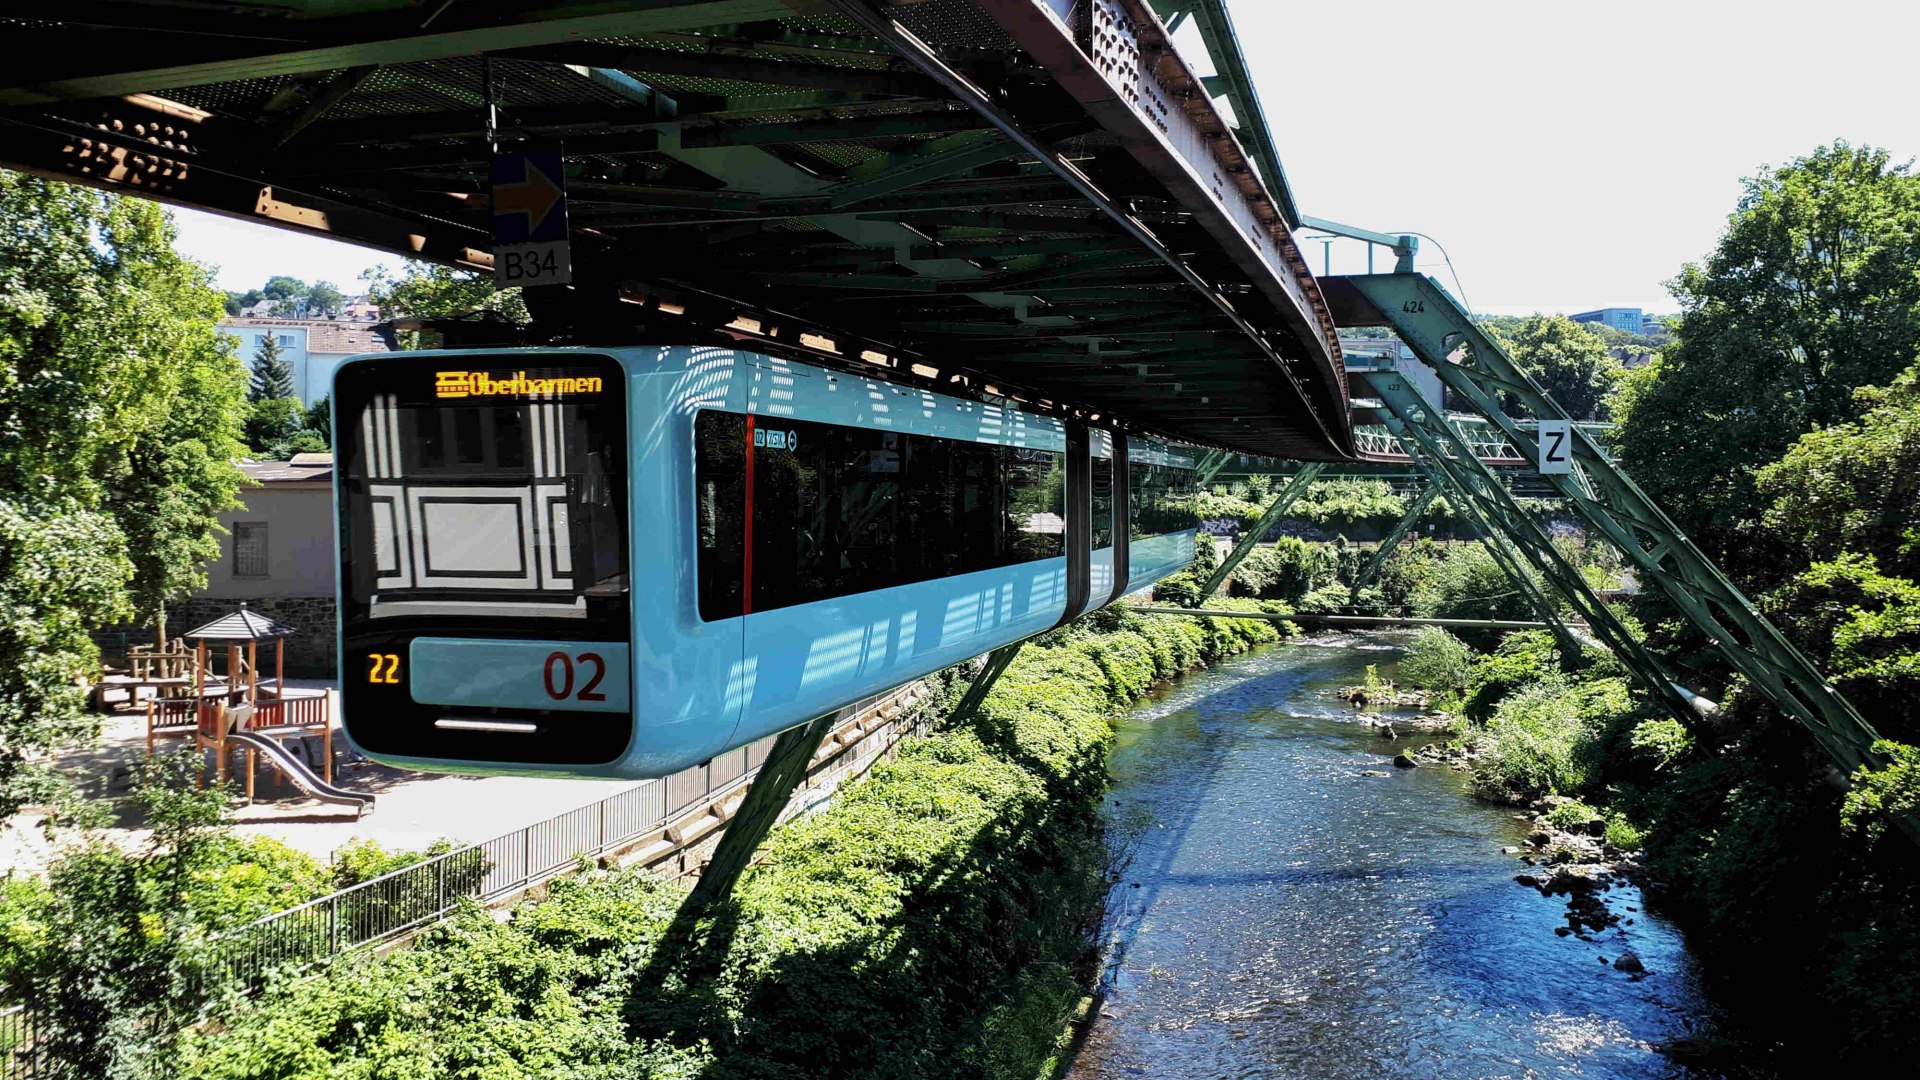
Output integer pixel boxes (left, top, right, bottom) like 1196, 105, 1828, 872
334, 355, 632, 767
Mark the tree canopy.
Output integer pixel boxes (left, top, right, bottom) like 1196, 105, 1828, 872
0, 171, 246, 814
1484, 313, 1624, 421
246, 334, 293, 402
1614, 142, 1920, 571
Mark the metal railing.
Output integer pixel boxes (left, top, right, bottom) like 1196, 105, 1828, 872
4, 685, 927, 1076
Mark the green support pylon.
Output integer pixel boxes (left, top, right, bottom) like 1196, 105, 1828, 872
1376, 423, 1588, 660
947, 642, 1024, 726
1338, 272, 1891, 787
685, 709, 838, 910
1199, 462, 1325, 601
1351, 483, 1440, 592
1369, 379, 1698, 720
1194, 448, 1234, 488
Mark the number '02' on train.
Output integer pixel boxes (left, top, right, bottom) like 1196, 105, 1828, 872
333, 347, 1200, 778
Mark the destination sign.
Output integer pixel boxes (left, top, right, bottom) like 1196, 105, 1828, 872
435, 370, 604, 399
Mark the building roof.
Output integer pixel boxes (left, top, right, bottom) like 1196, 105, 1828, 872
183, 604, 298, 641
306, 321, 389, 354
240, 459, 332, 484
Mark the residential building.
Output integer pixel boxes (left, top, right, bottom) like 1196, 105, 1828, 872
172, 455, 338, 673
1570, 307, 1644, 334
219, 315, 391, 405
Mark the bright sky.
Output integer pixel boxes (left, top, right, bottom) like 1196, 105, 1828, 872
170, 0, 1920, 316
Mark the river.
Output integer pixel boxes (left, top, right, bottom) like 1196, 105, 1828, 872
1067, 634, 1740, 1080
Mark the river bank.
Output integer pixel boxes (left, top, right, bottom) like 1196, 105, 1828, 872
1065, 634, 1743, 1079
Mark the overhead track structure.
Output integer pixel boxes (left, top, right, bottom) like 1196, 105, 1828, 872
1324, 272, 1896, 796
0, 0, 1355, 460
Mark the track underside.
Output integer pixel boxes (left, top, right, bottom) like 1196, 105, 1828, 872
0, 0, 1354, 460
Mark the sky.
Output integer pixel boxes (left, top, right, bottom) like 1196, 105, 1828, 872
170, 0, 1920, 317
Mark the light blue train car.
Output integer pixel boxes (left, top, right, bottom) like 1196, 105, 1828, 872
333, 345, 1199, 779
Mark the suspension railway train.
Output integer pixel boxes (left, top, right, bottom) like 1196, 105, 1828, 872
333, 345, 1200, 778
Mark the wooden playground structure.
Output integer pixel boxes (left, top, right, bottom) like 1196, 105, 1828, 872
133, 606, 342, 803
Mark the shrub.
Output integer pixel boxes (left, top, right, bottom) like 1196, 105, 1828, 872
1545, 799, 1600, 831
1474, 677, 1591, 799
1398, 627, 1472, 692
1604, 817, 1646, 850
1628, 718, 1695, 771
183, 607, 1289, 1079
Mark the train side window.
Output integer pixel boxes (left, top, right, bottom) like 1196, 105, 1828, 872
1090, 449, 1114, 549
690, 411, 1066, 617
693, 411, 746, 621
1128, 456, 1199, 538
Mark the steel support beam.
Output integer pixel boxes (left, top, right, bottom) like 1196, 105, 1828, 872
1352, 483, 1441, 592
1, 1, 815, 104
1370, 377, 1689, 708
827, 0, 1349, 459
1340, 273, 1891, 786
1198, 463, 1325, 601
683, 708, 838, 910
948, 643, 1026, 727
1374, 417, 1589, 660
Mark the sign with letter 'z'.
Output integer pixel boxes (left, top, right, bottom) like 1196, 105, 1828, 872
1536, 419, 1574, 475
491, 152, 571, 288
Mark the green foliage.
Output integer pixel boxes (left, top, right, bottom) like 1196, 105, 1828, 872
304, 280, 343, 316
1411, 544, 1540, 625
1544, 799, 1600, 831
302, 396, 331, 449
1628, 718, 1695, 771
364, 262, 529, 347
1769, 553, 1920, 734
1614, 142, 1920, 577
243, 397, 306, 455
1482, 314, 1624, 421
1603, 816, 1646, 851
1757, 362, 1920, 582
179, 610, 1287, 1079
1398, 627, 1472, 692
0, 172, 245, 811
1842, 740, 1920, 844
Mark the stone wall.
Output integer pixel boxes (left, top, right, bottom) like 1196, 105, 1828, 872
100, 596, 338, 677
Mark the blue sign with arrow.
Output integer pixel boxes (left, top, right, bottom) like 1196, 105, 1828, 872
491, 151, 571, 286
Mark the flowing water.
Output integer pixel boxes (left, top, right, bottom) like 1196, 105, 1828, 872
1068, 635, 1738, 1080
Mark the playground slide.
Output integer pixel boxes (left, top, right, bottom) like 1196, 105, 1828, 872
225, 731, 375, 815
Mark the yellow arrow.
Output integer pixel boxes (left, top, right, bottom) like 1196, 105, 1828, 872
493, 158, 562, 233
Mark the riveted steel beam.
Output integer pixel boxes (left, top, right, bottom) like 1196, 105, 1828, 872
1199, 463, 1324, 601
1340, 272, 1896, 796
1, 1, 817, 104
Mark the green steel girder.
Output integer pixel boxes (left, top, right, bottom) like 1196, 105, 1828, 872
1194, 449, 1234, 487
1199, 464, 1325, 602
1146, 0, 1297, 224
949, 642, 1026, 727
1353, 484, 1441, 592
1368, 374, 1696, 716
0, 0, 810, 105
1375, 415, 1588, 661
1341, 273, 1890, 783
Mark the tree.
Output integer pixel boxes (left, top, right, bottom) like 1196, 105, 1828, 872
1614, 142, 1920, 574
261, 275, 304, 300
0, 170, 246, 815
364, 262, 528, 348
306, 279, 343, 315
304, 395, 332, 449
247, 334, 294, 402
1484, 314, 1623, 421
244, 397, 304, 455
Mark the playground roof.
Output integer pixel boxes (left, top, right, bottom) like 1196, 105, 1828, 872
184, 606, 298, 641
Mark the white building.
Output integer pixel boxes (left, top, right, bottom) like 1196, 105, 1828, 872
219, 316, 391, 405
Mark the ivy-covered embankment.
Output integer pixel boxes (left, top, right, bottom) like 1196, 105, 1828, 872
179, 598, 1292, 1079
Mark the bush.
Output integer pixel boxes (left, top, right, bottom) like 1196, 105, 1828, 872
1545, 799, 1600, 831
1604, 816, 1646, 850
181, 606, 1292, 1079
1628, 718, 1695, 771
1398, 627, 1472, 692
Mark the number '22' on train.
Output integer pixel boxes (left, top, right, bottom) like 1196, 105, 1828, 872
333, 346, 1200, 778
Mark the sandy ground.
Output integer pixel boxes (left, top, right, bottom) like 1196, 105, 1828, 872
1, 678, 644, 872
